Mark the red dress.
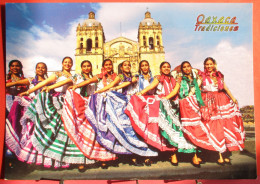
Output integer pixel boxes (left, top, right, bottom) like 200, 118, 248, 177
125, 75, 177, 151
62, 89, 117, 161
181, 71, 245, 153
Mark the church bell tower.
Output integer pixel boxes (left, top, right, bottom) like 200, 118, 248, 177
75, 12, 105, 75
138, 11, 165, 75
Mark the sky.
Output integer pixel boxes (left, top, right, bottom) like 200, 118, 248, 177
5, 3, 253, 106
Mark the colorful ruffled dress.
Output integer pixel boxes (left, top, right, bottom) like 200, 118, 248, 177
157, 75, 197, 153
160, 70, 202, 153
195, 71, 245, 153
125, 75, 178, 152
85, 73, 158, 156
61, 73, 117, 161
24, 71, 95, 165
5, 76, 67, 167
178, 71, 215, 152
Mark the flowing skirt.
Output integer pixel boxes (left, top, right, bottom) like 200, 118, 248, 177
125, 95, 176, 152
5, 95, 69, 168
25, 92, 95, 164
85, 91, 158, 156
159, 99, 197, 153
6, 94, 15, 114
62, 90, 117, 161
180, 95, 214, 152
181, 92, 245, 153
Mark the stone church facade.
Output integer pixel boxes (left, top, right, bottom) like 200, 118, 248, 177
75, 11, 165, 75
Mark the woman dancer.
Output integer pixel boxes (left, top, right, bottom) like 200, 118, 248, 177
162, 61, 204, 167
125, 62, 181, 165
6, 60, 28, 114
87, 60, 158, 166
62, 60, 117, 170
5, 60, 27, 169
20, 57, 95, 167
6, 62, 53, 168
198, 57, 245, 165
132, 60, 156, 166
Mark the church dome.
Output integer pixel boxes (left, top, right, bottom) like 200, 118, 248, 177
82, 12, 101, 27
140, 11, 157, 26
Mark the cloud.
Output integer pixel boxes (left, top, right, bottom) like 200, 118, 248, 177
14, 3, 29, 16
6, 22, 78, 76
14, 3, 33, 24
190, 40, 253, 107
211, 41, 253, 107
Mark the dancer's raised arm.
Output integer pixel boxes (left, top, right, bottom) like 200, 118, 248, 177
163, 83, 180, 100
19, 74, 57, 96
42, 78, 73, 92
136, 78, 159, 95
94, 76, 121, 94
6, 78, 30, 88
69, 76, 98, 91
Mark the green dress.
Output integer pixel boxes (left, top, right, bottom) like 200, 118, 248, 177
158, 75, 198, 153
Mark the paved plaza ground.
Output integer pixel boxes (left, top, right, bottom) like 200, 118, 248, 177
3, 126, 256, 181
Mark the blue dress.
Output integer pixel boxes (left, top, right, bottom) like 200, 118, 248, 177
85, 75, 158, 156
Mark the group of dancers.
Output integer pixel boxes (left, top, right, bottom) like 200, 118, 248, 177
5, 56, 245, 171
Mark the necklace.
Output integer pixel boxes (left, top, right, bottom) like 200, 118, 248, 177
11, 75, 21, 82
62, 71, 71, 78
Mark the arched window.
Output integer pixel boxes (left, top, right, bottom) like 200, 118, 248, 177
95, 37, 98, 48
80, 43, 83, 49
149, 37, 154, 49
156, 36, 160, 46
87, 39, 92, 51
143, 36, 146, 46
